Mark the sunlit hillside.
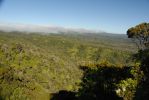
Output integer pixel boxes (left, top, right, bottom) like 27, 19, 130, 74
0, 31, 137, 100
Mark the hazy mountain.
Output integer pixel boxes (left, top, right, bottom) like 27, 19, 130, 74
0, 23, 101, 34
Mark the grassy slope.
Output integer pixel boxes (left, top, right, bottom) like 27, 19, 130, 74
0, 31, 136, 100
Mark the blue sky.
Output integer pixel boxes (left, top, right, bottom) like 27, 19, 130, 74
0, 0, 149, 33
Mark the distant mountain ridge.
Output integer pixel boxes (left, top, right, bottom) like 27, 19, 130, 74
0, 23, 102, 34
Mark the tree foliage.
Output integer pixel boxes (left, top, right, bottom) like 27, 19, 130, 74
127, 23, 149, 100
0, 31, 136, 100
127, 23, 149, 50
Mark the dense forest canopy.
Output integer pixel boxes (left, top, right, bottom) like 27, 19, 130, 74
0, 22, 149, 100
0, 0, 149, 99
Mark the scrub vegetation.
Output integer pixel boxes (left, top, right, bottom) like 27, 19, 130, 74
0, 23, 149, 100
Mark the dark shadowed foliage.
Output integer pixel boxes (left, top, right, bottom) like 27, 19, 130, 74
133, 49, 149, 100
50, 90, 77, 100
77, 65, 132, 100
126, 22, 149, 100
50, 65, 133, 100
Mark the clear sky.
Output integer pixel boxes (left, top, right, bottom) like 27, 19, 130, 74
0, 0, 149, 33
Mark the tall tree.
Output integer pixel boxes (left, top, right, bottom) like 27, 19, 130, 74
127, 23, 149, 50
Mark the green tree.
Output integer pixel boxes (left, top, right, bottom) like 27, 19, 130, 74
127, 23, 149, 50
127, 23, 149, 100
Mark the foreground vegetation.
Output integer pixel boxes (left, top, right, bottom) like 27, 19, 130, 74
0, 26, 148, 100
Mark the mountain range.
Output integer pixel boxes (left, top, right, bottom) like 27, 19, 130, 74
0, 23, 102, 34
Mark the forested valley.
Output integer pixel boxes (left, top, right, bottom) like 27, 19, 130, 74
0, 23, 149, 100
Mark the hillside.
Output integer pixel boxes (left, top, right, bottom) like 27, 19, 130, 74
0, 31, 136, 100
